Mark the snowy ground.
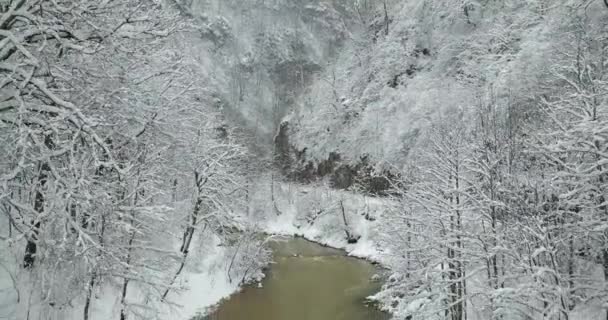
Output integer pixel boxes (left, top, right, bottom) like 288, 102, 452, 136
2, 179, 605, 320
0, 232, 241, 320
250, 180, 607, 320
0, 178, 383, 320
254, 181, 390, 264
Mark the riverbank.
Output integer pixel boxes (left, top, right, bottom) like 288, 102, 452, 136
0, 229, 249, 320
249, 181, 396, 311
0, 180, 393, 320
256, 181, 392, 265
190, 180, 394, 319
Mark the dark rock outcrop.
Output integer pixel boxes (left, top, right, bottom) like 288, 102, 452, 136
274, 128, 399, 195
274, 121, 291, 171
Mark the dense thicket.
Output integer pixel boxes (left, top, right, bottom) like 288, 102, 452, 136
0, 1, 250, 319
372, 1, 608, 319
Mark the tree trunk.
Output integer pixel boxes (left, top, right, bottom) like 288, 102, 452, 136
8, 212, 12, 237
172, 179, 178, 202
119, 277, 129, 320
119, 177, 143, 320
383, 1, 389, 35
567, 236, 575, 311
455, 168, 465, 320
271, 172, 281, 216
23, 222, 40, 269
119, 228, 136, 320
24, 162, 49, 269
84, 212, 106, 320
604, 249, 608, 320
340, 200, 358, 243
162, 170, 204, 300
83, 274, 96, 320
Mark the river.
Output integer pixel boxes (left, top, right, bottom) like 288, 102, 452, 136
203, 237, 389, 320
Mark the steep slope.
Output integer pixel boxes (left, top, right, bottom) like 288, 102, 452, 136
273, 2, 608, 319
282, 0, 607, 190
176, 0, 363, 152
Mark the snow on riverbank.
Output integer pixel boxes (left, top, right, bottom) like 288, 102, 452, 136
251, 180, 608, 320
168, 179, 390, 319
7, 177, 602, 320
160, 234, 240, 320
0, 226, 256, 320
254, 181, 389, 261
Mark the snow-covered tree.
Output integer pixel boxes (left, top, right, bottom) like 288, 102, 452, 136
0, 1, 254, 319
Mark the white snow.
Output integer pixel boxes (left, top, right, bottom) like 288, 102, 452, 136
160, 235, 240, 320
256, 181, 389, 264
3, 176, 607, 320
0, 229, 241, 320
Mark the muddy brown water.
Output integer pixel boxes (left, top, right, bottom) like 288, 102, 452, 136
205, 237, 389, 320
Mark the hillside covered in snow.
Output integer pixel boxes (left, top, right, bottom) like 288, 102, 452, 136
1, 0, 608, 320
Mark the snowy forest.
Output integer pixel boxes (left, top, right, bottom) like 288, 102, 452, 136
0, 0, 607, 320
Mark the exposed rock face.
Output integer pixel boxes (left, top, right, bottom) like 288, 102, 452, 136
181, 0, 402, 193
318, 152, 341, 176
274, 121, 291, 171
179, 0, 361, 152
274, 129, 399, 195
332, 165, 354, 189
